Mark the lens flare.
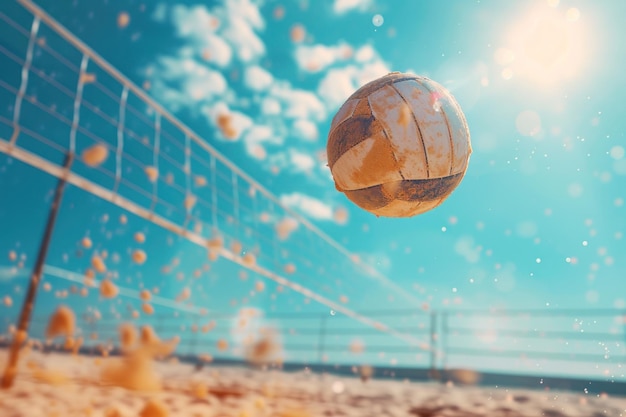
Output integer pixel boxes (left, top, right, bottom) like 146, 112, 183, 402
498, 5, 588, 86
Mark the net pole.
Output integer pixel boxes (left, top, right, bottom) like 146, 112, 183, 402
1, 152, 74, 389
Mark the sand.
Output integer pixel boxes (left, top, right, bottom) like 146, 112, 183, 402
1, 349, 625, 417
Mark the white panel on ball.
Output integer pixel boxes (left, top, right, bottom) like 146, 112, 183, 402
438, 94, 471, 175
394, 79, 453, 178
367, 85, 429, 180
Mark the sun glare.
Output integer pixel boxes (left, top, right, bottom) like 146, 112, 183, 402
496, 5, 588, 86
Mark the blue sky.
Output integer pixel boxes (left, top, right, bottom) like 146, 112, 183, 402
0, 0, 625, 379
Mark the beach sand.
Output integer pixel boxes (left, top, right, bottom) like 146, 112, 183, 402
1, 349, 625, 417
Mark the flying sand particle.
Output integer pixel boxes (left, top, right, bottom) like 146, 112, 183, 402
117, 12, 130, 28
139, 399, 169, 417
216, 114, 238, 139
276, 218, 298, 240
144, 166, 158, 182
82, 144, 109, 167
3, 295, 12, 307
132, 249, 147, 265
184, 194, 197, 210
242, 252, 256, 267
142, 303, 154, 315
134, 232, 146, 243
46, 305, 76, 339
79, 73, 97, 84
290, 24, 305, 43
91, 255, 106, 273
194, 176, 207, 187
100, 279, 118, 298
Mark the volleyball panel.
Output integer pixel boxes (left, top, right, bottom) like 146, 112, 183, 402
352, 96, 375, 117
331, 129, 403, 191
327, 113, 379, 169
391, 174, 464, 201
394, 79, 453, 178
343, 173, 464, 216
347, 72, 416, 101
368, 83, 429, 180
436, 91, 472, 175
371, 198, 444, 218
344, 184, 392, 212
330, 98, 359, 131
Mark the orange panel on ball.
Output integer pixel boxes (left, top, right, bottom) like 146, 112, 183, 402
372, 198, 444, 218
331, 131, 403, 191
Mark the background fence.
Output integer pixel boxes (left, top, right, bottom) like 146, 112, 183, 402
3, 305, 625, 383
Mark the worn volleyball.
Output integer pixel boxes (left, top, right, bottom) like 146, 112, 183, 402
326, 72, 472, 218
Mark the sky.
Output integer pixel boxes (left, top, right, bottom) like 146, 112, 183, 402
0, 0, 625, 381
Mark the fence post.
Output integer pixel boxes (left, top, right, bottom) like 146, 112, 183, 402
429, 310, 439, 380
317, 313, 327, 363
441, 311, 449, 370
1, 152, 74, 389
189, 321, 198, 359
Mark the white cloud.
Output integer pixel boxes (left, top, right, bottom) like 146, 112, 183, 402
317, 46, 390, 110
355, 44, 375, 62
242, 125, 282, 159
244, 65, 274, 91
267, 148, 319, 175
269, 82, 327, 121
201, 102, 254, 141
152, 3, 168, 22
156, 1, 266, 65
260, 97, 281, 115
222, 14, 265, 62
243, 125, 276, 145
279, 192, 334, 220
289, 149, 316, 173
292, 119, 318, 141
333, 0, 373, 15
169, 5, 233, 67
294, 43, 352, 73
318, 67, 359, 110
148, 2, 390, 185
224, 0, 264, 31
149, 55, 229, 110
354, 60, 391, 86
454, 236, 482, 263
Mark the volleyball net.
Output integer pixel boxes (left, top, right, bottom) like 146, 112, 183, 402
0, 0, 431, 362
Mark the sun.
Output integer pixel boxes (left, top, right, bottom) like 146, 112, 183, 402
495, 4, 588, 86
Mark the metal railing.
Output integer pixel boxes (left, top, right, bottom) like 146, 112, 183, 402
4, 305, 624, 381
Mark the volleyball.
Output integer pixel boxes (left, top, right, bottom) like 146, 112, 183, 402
326, 72, 472, 218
